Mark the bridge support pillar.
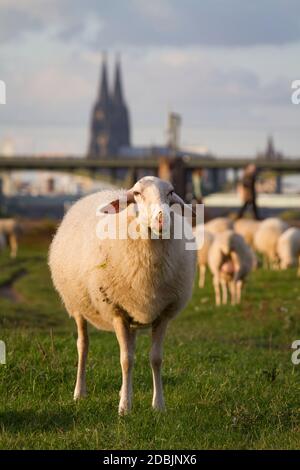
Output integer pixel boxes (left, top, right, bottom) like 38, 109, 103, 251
212, 168, 219, 193
233, 168, 239, 189
0, 176, 5, 215
126, 167, 138, 188
275, 172, 282, 194
158, 156, 186, 199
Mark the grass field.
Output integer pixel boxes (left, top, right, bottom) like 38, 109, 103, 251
0, 229, 300, 450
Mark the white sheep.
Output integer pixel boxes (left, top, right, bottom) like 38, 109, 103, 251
277, 227, 300, 275
0, 218, 20, 258
233, 219, 261, 249
196, 228, 214, 288
208, 230, 254, 306
205, 217, 233, 234
254, 218, 288, 269
49, 176, 196, 415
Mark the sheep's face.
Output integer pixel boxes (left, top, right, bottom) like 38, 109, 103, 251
99, 176, 192, 240
131, 177, 175, 236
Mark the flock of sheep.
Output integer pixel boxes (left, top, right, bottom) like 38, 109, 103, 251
0, 176, 297, 415
46, 176, 300, 414
197, 216, 300, 306
1, 176, 298, 415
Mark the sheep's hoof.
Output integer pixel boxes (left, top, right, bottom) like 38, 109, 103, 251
152, 400, 165, 412
73, 390, 87, 400
118, 405, 131, 416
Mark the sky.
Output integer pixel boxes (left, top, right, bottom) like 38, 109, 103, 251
0, 0, 300, 157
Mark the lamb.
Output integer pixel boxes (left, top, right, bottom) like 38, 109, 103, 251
195, 228, 214, 288
208, 230, 254, 306
233, 219, 261, 249
205, 217, 233, 234
254, 218, 288, 269
277, 227, 300, 275
49, 176, 196, 415
0, 218, 20, 258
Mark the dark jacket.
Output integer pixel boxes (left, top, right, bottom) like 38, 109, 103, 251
241, 172, 256, 202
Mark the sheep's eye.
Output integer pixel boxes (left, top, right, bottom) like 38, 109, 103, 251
133, 191, 141, 197
168, 190, 174, 196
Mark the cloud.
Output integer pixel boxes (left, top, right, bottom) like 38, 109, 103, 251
0, 41, 294, 130
1, 0, 300, 47
0, 7, 42, 43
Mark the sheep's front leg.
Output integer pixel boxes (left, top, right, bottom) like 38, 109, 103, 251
221, 279, 228, 305
236, 280, 243, 304
297, 256, 300, 277
113, 316, 136, 415
199, 265, 206, 288
230, 281, 236, 305
213, 275, 221, 306
9, 234, 18, 258
74, 315, 89, 400
150, 318, 169, 411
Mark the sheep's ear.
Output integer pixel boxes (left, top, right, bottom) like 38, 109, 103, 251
170, 192, 196, 216
99, 191, 135, 214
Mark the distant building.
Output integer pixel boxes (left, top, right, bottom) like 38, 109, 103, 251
88, 55, 130, 158
87, 55, 227, 196
257, 136, 283, 161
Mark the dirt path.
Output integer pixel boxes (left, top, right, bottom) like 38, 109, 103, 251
0, 269, 27, 303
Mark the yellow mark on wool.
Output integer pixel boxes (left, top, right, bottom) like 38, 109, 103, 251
95, 261, 108, 269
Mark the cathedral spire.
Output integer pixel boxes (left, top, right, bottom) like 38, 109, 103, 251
113, 54, 124, 104
99, 52, 109, 104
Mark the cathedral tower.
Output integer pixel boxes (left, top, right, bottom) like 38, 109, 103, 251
88, 54, 130, 158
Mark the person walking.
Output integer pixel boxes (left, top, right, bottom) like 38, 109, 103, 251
237, 164, 260, 220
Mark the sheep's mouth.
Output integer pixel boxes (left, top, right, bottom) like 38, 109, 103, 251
147, 226, 163, 238
221, 260, 235, 274
148, 224, 171, 239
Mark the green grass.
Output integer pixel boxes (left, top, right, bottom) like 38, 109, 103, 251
0, 237, 300, 449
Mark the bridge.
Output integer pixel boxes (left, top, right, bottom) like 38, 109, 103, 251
0, 155, 299, 171
0, 154, 299, 199
0, 154, 299, 218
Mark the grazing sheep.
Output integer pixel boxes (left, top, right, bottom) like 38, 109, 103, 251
0, 218, 20, 258
49, 176, 196, 415
254, 218, 288, 269
233, 219, 261, 248
277, 227, 300, 275
208, 230, 254, 306
205, 217, 233, 234
196, 228, 214, 288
